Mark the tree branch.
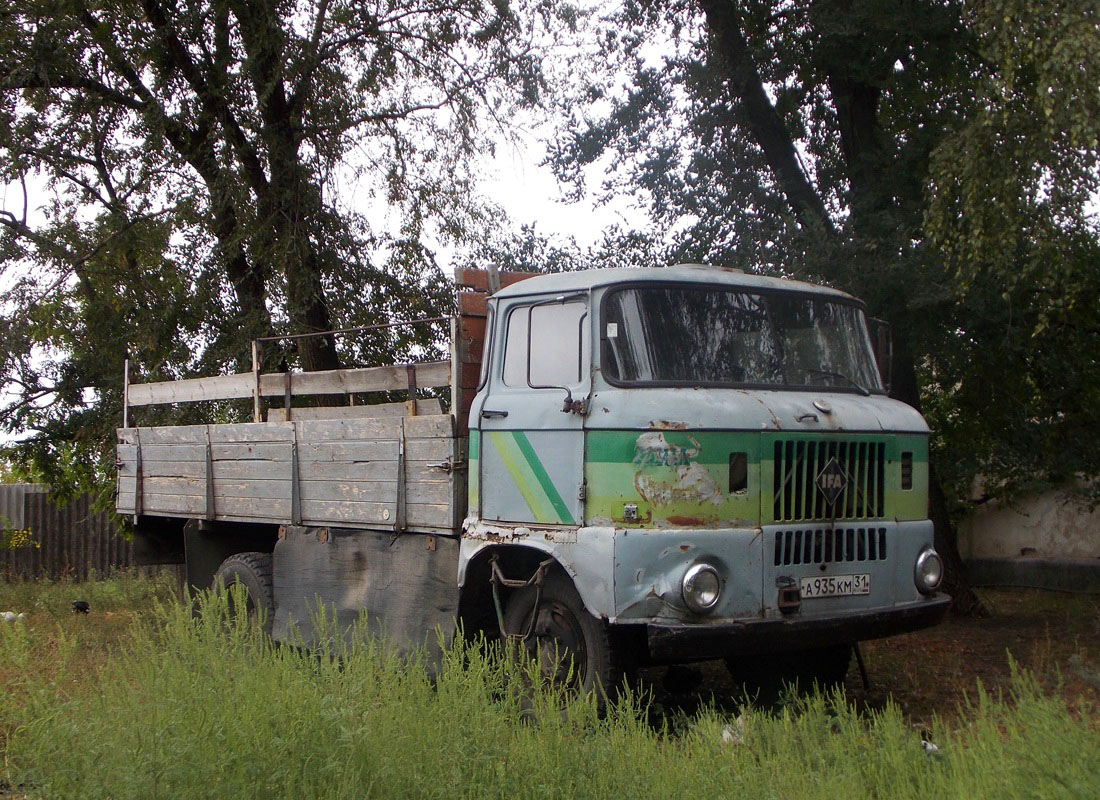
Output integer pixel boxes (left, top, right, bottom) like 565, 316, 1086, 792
695, 0, 835, 236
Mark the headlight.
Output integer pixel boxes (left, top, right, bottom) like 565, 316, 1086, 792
682, 563, 722, 613
914, 547, 943, 594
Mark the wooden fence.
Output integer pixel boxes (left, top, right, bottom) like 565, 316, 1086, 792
0, 484, 135, 581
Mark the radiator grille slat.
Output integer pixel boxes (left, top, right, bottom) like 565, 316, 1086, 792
773, 438, 887, 522
773, 528, 888, 566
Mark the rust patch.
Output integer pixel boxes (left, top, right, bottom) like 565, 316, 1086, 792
649, 420, 688, 430
668, 517, 706, 527
754, 396, 782, 429
678, 543, 693, 551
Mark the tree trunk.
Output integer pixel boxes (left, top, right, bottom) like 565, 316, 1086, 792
697, 0, 982, 614
230, 0, 341, 373
889, 333, 984, 615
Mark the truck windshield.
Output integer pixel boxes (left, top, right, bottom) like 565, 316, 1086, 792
601, 285, 883, 393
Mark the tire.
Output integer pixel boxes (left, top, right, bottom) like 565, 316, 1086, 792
213, 552, 274, 635
725, 644, 851, 705
502, 569, 620, 701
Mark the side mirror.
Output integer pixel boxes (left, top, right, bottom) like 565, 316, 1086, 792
867, 318, 893, 393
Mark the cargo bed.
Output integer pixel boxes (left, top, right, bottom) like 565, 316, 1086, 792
117, 415, 465, 533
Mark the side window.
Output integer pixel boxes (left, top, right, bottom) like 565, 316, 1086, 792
477, 307, 494, 390
503, 301, 587, 388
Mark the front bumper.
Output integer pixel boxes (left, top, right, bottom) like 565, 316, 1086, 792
646, 595, 951, 661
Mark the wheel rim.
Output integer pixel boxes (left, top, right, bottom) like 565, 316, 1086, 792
522, 600, 589, 689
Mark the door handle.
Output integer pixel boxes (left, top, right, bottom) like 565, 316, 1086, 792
481, 408, 509, 418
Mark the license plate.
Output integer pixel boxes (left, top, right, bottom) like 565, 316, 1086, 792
800, 573, 871, 598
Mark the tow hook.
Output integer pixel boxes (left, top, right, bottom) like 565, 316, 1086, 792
776, 575, 801, 615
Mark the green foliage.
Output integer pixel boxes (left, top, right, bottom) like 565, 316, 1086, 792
1, 581, 1098, 799
543, 0, 1100, 512
0, 0, 568, 495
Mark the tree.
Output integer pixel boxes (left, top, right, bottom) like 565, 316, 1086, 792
546, 0, 1100, 610
0, 0, 558, 495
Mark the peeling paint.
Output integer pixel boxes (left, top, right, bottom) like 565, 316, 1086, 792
648, 420, 688, 430
632, 432, 701, 467
635, 463, 724, 507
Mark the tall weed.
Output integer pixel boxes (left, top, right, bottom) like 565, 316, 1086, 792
0, 581, 1097, 799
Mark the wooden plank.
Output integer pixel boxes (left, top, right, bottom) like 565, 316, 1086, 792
294, 414, 452, 442
214, 496, 292, 519
262, 361, 451, 396
297, 480, 451, 506
268, 399, 443, 422
404, 414, 454, 439
139, 460, 205, 479
295, 459, 451, 485
405, 439, 454, 461
294, 417, 401, 441
207, 422, 295, 443
299, 499, 395, 526
123, 426, 208, 444
137, 443, 206, 463
211, 442, 294, 462
213, 459, 319, 481
298, 440, 400, 462
123, 475, 292, 501
406, 503, 457, 527
139, 492, 206, 516
297, 460, 400, 482
126, 372, 257, 406
126, 361, 450, 408
453, 267, 540, 292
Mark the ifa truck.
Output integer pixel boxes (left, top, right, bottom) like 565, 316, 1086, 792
119, 264, 949, 692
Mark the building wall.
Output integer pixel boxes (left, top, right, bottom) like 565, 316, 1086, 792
959, 489, 1100, 560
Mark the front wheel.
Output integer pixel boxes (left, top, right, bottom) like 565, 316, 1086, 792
503, 569, 620, 700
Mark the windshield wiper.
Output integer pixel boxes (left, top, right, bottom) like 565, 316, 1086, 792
806, 368, 871, 397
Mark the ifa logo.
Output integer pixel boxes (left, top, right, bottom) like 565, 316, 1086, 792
815, 457, 848, 504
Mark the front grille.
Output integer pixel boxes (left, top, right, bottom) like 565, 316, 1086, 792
773, 527, 888, 567
773, 439, 886, 522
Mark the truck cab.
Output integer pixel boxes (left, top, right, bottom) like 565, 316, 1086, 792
460, 265, 947, 691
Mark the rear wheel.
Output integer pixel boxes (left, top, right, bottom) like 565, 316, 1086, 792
213, 552, 274, 635
503, 569, 620, 701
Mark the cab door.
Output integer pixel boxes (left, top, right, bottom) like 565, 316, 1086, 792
477, 296, 589, 526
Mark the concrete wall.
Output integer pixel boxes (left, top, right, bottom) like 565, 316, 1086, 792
959, 489, 1100, 560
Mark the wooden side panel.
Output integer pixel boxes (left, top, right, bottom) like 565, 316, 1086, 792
116, 414, 463, 532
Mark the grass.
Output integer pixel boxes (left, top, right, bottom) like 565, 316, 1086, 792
1, 578, 1098, 799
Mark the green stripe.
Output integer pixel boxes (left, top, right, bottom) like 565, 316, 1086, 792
487, 432, 560, 523
512, 431, 574, 525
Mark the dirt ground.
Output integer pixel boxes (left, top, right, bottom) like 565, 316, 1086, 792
636, 588, 1100, 727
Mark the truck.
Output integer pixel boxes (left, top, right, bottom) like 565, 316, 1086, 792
118, 264, 949, 694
